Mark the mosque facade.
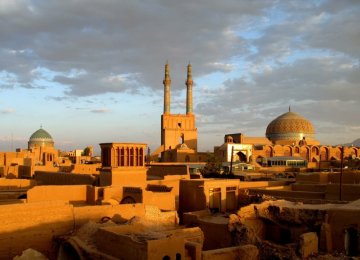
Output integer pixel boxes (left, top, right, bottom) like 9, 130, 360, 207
215, 108, 359, 169
152, 63, 205, 162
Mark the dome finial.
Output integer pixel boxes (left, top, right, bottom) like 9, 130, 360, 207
289, 105, 291, 112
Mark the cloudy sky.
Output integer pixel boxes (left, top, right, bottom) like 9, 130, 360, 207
0, 0, 359, 154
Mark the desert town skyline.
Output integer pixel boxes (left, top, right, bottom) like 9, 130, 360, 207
1, 0, 359, 152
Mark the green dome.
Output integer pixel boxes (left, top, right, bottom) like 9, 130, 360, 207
28, 127, 54, 148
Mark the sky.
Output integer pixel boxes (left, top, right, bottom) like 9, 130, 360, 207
0, 0, 359, 155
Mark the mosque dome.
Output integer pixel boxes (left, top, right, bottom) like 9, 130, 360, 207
265, 110, 315, 144
28, 127, 54, 149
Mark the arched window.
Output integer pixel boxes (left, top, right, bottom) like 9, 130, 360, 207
115, 147, 120, 167
120, 147, 125, 166
179, 134, 184, 144
130, 148, 134, 166
139, 148, 143, 166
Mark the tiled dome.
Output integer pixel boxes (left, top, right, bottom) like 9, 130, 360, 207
266, 111, 315, 143
28, 127, 54, 148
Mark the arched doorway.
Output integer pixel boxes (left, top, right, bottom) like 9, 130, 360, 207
236, 151, 247, 162
345, 227, 359, 256
120, 196, 136, 204
283, 146, 291, 156
320, 147, 329, 161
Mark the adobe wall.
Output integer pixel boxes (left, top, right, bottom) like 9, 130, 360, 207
102, 186, 123, 202
95, 227, 147, 259
296, 172, 329, 184
1, 165, 19, 178
179, 180, 206, 214
73, 204, 145, 228
70, 164, 100, 174
147, 237, 185, 260
198, 216, 232, 250
179, 179, 287, 214
291, 183, 327, 192
247, 188, 325, 200
328, 172, 360, 184
147, 164, 190, 178
243, 136, 272, 145
100, 168, 147, 187
238, 180, 288, 189
102, 185, 176, 211
18, 165, 31, 178
0, 202, 148, 259
27, 185, 88, 203
0, 201, 74, 259
148, 178, 181, 209
94, 225, 196, 260
0, 178, 35, 190
26, 165, 60, 178
325, 184, 360, 201
202, 245, 259, 260
143, 191, 175, 211
34, 171, 97, 185
328, 206, 360, 252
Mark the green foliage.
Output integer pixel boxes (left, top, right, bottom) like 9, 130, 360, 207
83, 147, 91, 156
200, 153, 226, 178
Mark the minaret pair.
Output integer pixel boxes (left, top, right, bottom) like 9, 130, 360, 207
163, 62, 193, 115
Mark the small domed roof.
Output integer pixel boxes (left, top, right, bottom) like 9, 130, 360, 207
266, 110, 315, 144
28, 127, 54, 148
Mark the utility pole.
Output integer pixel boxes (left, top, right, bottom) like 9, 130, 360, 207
229, 146, 234, 175
339, 146, 344, 201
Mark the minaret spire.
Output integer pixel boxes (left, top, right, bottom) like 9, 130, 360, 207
163, 62, 171, 114
186, 63, 193, 114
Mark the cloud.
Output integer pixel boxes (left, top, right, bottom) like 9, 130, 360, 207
0, 0, 359, 149
0, 0, 273, 96
0, 108, 15, 114
195, 54, 360, 146
90, 108, 110, 114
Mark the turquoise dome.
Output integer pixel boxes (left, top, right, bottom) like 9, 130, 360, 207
28, 127, 54, 148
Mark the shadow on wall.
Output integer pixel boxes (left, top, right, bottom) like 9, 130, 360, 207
0, 202, 75, 259
0, 202, 146, 259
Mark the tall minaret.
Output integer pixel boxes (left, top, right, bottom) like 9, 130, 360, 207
186, 63, 193, 114
163, 62, 171, 114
